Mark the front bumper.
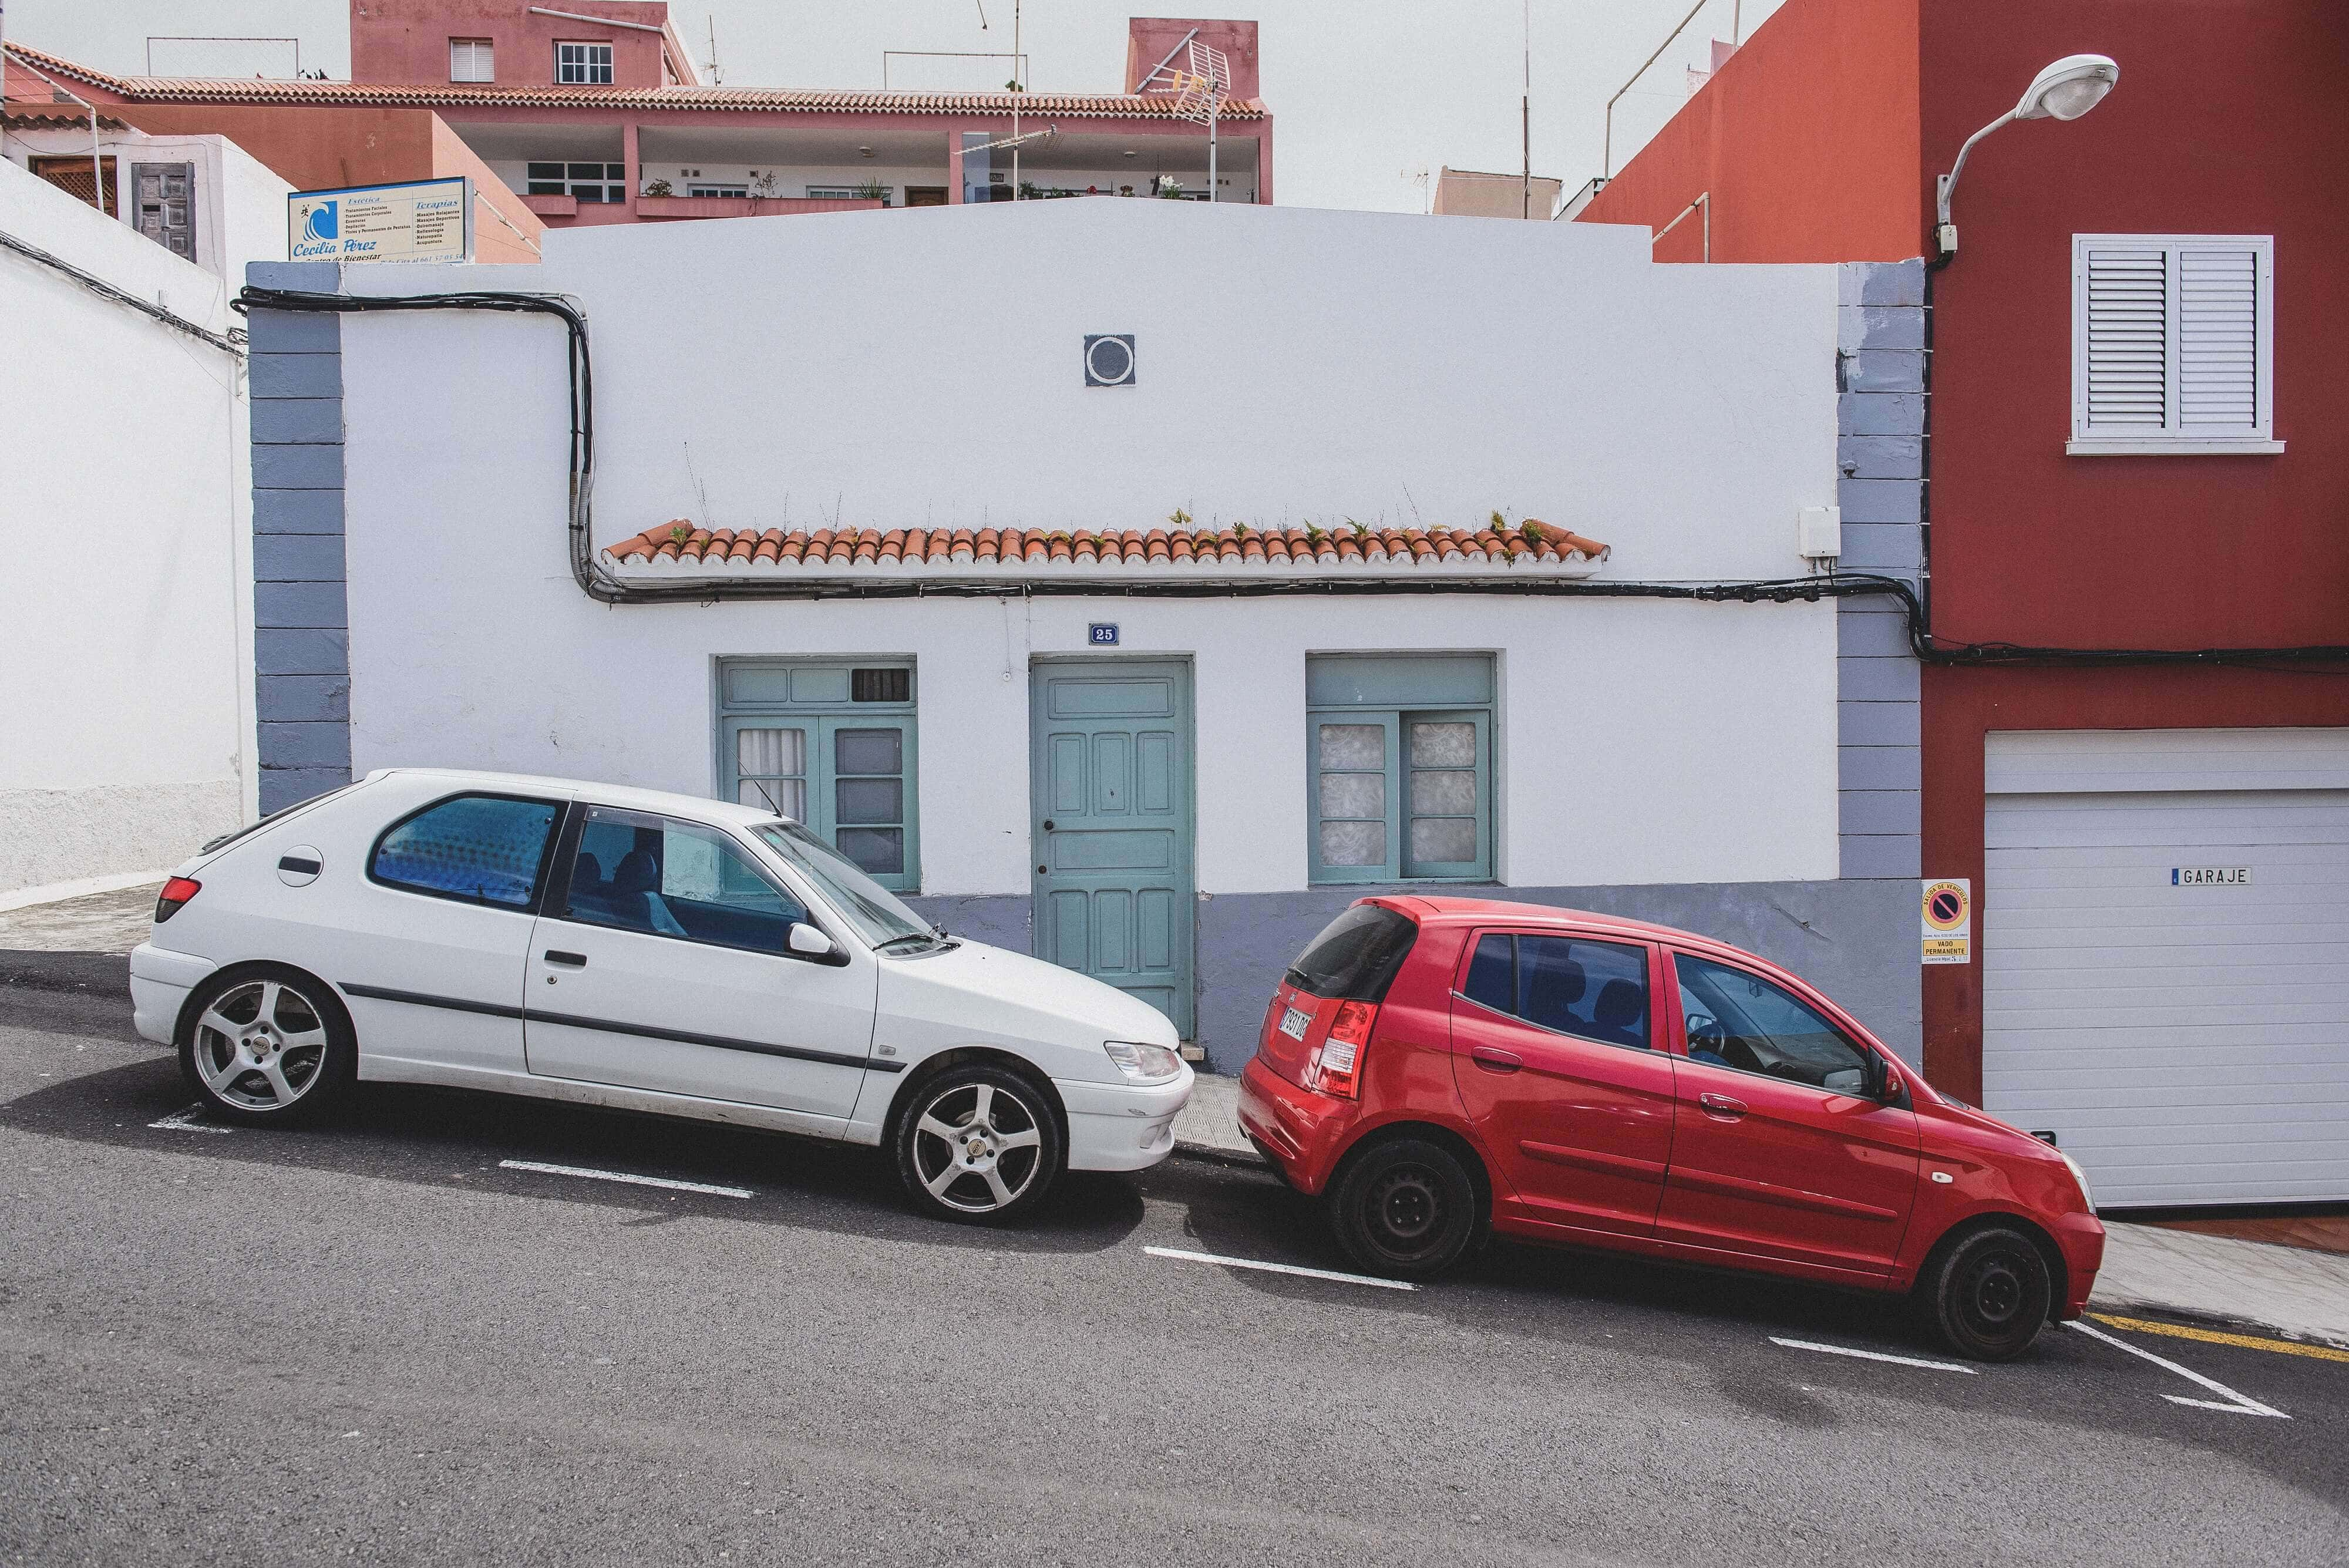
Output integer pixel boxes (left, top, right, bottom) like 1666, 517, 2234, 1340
1237, 1056, 1357, 1196
2051, 1208, 2106, 1320
129, 942, 216, 1047
1056, 1064, 1194, 1172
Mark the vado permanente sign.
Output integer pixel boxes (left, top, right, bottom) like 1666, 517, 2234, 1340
288, 177, 472, 263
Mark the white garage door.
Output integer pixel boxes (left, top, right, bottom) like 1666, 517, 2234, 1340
1983, 728, 2349, 1207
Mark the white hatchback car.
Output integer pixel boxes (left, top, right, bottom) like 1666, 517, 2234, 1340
130, 768, 1193, 1222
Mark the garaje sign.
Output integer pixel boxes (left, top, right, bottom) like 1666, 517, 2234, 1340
1921, 877, 1971, 965
288, 177, 472, 263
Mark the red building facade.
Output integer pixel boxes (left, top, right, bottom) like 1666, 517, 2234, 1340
1587, 0, 2349, 1206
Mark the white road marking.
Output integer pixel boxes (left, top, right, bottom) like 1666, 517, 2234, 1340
497, 1160, 753, 1199
1143, 1244, 1418, 1291
149, 1104, 231, 1134
1769, 1337, 1978, 1374
2069, 1318, 2289, 1418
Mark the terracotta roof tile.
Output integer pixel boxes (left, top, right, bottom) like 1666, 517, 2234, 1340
4, 44, 1264, 120
605, 520, 1611, 574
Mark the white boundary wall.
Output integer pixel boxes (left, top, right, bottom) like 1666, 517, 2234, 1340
332, 200, 1843, 896
0, 157, 258, 894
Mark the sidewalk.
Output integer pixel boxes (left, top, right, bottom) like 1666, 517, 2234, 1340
1170, 1074, 2349, 1348
0, 881, 160, 954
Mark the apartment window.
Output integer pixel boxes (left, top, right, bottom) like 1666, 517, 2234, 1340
1307, 654, 1493, 884
556, 41, 614, 84
808, 184, 892, 207
526, 161, 624, 201
718, 659, 920, 891
686, 184, 749, 198
2072, 234, 2279, 456
449, 38, 493, 82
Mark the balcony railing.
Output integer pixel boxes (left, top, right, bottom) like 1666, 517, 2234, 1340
634, 194, 886, 220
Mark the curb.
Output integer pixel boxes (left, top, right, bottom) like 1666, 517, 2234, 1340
0, 950, 132, 998
2087, 1296, 2349, 1355
1172, 1138, 1269, 1170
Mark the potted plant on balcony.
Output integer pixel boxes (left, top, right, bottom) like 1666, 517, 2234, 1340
853, 177, 890, 206
642, 177, 673, 198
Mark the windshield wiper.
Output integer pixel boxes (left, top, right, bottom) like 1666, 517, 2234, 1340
873, 934, 940, 953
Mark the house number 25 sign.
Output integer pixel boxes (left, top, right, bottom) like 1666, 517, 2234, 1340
1088, 623, 1120, 645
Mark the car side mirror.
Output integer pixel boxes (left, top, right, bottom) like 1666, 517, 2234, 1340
1873, 1055, 1905, 1104
786, 923, 842, 963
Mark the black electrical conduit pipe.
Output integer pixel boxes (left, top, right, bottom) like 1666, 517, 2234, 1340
235, 284, 2349, 671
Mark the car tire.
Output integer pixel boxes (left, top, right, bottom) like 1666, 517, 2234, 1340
894, 1064, 1065, 1225
178, 965, 356, 1128
1918, 1224, 2052, 1362
1327, 1136, 1480, 1280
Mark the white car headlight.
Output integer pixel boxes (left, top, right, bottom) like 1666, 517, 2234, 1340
1103, 1040, 1183, 1084
2059, 1150, 2096, 1213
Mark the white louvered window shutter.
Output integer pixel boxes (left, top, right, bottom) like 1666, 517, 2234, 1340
2072, 235, 2277, 454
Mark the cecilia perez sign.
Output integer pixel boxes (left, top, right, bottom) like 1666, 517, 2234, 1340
288, 178, 472, 263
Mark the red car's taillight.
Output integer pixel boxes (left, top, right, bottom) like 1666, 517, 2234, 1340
154, 877, 201, 923
1305, 1000, 1378, 1100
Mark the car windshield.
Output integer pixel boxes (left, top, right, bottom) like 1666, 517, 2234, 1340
752, 820, 938, 951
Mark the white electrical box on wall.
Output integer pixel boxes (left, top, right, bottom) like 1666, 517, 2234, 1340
1798, 504, 1842, 560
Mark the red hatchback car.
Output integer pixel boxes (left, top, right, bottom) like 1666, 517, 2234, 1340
1237, 897, 2105, 1361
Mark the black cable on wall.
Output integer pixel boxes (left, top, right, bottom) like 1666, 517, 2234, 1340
234, 282, 2349, 671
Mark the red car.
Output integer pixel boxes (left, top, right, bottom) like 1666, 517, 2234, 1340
1237, 897, 2104, 1361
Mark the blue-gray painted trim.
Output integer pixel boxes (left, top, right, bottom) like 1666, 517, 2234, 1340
247, 262, 352, 817
1835, 260, 1926, 883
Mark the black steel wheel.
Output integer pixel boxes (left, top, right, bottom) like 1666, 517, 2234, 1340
1919, 1224, 2052, 1361
1328, 1136, 1480, 1279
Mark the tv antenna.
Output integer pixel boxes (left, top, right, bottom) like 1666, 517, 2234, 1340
974, 0, 1034, 198
1141, 35, 1230, 203
704, 14, 722, 85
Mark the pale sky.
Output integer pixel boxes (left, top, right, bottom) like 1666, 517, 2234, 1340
5, 0, 1784, 212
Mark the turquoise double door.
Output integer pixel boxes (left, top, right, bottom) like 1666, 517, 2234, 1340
1029, 660, 1196, 1038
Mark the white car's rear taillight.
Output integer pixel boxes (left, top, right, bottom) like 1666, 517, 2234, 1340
154, 877, 201, 923
1304, 1000, 1377, 1099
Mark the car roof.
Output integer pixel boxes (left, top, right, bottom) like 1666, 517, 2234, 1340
1384, 894, 1761, 960
363, 768, 786, 829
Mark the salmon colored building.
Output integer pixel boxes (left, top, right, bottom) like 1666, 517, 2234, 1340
1583, 0, 2349, 1209
5, 1, 1271, 243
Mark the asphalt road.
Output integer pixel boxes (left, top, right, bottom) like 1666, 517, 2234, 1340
4, 981, 2345, 1567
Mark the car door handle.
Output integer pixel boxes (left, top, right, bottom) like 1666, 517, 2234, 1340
544, 950, 587, 968
1698, 1092, 1746, 1119
1469, 1046, 1523, 1074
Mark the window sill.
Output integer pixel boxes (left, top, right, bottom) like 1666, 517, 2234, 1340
2067, 438, 2284, 457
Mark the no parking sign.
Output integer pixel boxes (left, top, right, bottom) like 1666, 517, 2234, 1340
1921, 878, 1971, 965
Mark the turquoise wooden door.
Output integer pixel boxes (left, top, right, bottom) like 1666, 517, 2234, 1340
1030, 660, 1196, 1037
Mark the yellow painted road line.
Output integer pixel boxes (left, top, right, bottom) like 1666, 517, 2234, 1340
2090, 1313, 2349, 1366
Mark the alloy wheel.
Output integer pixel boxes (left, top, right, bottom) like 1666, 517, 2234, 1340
908, 1081, 1045, 1214
192, 979, 330, 1112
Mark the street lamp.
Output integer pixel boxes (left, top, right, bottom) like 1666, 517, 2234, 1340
1934, 53, 2118, 259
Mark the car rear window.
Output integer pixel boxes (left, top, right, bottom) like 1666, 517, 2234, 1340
1284, 903, 1419, 1002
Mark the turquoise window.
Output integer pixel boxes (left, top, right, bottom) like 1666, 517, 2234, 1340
1307, 654, 1494, 885
716, 660, 920, 893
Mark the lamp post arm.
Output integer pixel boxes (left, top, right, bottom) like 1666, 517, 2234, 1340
1937, 109, 2014, 227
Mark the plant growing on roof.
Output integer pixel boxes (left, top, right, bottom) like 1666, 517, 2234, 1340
1304, 523, 1326, 547
1519, 519, 1547, 544
1230, 520, 1249, 539
669, 523, 691, 543
1168, 507, 1192, 528
1347, 517, 1370, 537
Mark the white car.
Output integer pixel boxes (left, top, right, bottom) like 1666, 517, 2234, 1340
130, 768, 1193, 1222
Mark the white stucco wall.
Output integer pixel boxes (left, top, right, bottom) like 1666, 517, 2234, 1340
329, 201, 1842, 894
0, 157, 257, 894
4, 129, 290, 284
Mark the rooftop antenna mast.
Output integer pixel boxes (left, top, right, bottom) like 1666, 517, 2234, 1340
1522, 0, 1532, 217
975, 0, 1029, 199
1142, 32, 1230, 202
704, 13, 721, 84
